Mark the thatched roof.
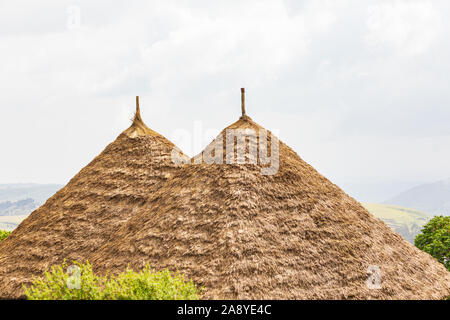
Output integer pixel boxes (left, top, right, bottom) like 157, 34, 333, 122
90, 110, 450, 299
0, 98, 189, 299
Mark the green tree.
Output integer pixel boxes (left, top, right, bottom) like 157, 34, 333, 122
0, 230, 11, 242
415, 215, 449, 271
23, 260, 200, 300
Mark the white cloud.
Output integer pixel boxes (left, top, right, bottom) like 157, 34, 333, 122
365, 0, 442, 55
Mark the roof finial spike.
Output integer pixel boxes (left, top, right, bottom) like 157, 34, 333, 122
134, 96, 142, 122
136, 96, 140, 114
241, 88, 246, 117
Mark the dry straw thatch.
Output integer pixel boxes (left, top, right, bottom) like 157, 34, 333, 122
0, 97, 188, 299
90, 91, 450, 299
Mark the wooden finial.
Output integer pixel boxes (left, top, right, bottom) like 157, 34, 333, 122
134, 96, 142, 122
241, 88, 246, 116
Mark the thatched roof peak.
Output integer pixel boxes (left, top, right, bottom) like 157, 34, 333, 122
222, 114, 268, 137
124, 96, 160, 138
236, 88, 258, 125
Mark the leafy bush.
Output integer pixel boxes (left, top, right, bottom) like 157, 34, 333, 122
0, 230, 11, 242
415, 215, 449, 271
23, 260, 200, 300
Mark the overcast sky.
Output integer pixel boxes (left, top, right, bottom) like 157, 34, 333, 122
1, 0, 450, 202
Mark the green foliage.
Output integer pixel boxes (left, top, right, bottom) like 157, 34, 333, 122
0, 230, 11, 241
23, 260, 200, 300
415, 215, 450, 271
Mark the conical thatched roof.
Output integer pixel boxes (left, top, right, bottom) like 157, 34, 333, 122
91, 92, 450, 299
0, 97, 189, 299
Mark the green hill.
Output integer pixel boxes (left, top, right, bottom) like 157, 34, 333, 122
363, 203, 432, 243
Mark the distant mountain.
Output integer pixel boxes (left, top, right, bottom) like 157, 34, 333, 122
0, 184, 62, 230
384, 178, 450, 216
363, 203, 432, 243
0, 183, 62, 203
0, 198, 38, 216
